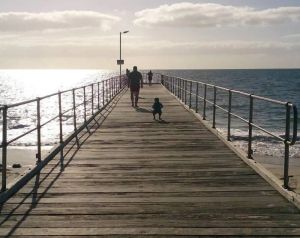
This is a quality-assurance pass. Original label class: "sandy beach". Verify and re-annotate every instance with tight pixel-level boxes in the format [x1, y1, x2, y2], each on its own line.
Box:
[254, 155, 300, 193]
[0, 147, 50, 186]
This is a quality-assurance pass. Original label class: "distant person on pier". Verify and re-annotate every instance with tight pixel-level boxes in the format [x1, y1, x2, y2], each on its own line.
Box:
[128, 66, 143, 107]
[152, 97, 163, 120]
[147, 70, 153, 86]
[126, 68, 130, 77]
[126, 68, 130, 86]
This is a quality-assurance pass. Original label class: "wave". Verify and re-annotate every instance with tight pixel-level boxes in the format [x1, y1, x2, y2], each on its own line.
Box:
[217, 127, 300, 159]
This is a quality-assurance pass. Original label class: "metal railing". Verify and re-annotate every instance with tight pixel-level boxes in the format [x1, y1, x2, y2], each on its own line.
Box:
[0, 75, 128, 202]
[141, 72, 161, 85]
[161, 74, 298, 189]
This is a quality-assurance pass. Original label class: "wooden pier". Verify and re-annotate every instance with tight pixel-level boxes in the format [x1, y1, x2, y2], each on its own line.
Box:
[0, 84, 300, 237]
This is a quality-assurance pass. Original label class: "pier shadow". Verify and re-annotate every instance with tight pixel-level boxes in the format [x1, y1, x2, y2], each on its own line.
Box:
[0, 89, 126, 236]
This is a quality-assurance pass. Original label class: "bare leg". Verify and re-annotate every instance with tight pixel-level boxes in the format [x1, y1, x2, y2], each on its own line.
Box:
[133, 91, 139, 107]
[134, 91, 139, 107]
[130, 91, 134, 106]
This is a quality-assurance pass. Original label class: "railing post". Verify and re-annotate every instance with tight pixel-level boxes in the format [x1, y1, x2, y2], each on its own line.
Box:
[105, 80, 108, 102]
[203, 84, 207, 120]
[189, 81, 192, 108]
[36, 98, 42, 164]
[181, 79, 184, 101]
[113, 78, 115, 96]
[58, 92, 64, 169]
[283, 103, 291, 189]
[195, 83, 199, 113]
[177, 78, 180, 98]
[109, 79, 111, 99]
[172, 78, 175, 94]
[97, 82, 100, 110]
[166, 77, 169, 90]
[1, 105, 8, 192]
[91, 84, 94, 115]
[212, 86, 217, 128]
[117, 77, 118, 93]
[248, 95, 254, 159]
[184, 80, 187, 105]
[102, 81, 105, 106]
[227, 90, 232, 141]
[72, 89, 80, 148]
[178, 79, 180, 100]
[83, 86, 87, 123]
[111, 79, 112, 99]
[179, 79, 182, 100]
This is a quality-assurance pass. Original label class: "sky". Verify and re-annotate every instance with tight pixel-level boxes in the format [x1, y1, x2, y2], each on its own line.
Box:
[0, 0, 300, 69]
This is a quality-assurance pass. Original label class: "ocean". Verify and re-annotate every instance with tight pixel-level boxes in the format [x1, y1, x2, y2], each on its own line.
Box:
[0, 69, 299, 163]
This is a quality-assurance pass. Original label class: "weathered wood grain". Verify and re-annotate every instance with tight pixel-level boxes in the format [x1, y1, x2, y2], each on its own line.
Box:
[0, 84, 299, 237]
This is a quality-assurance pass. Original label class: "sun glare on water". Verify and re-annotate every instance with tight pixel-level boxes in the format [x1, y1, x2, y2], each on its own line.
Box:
[0, 69, 115, 104]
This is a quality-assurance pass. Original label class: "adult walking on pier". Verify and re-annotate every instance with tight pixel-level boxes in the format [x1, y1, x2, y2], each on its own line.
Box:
[147, 70, 153, 86]
[128, 66, 143, 107]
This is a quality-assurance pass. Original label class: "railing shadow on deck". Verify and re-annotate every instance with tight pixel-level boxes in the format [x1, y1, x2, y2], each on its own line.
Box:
[161, 74, 298, 191]
[0, 89, 127, 236]
[0, 72, 163, 205]
[0, 74, 130, 204]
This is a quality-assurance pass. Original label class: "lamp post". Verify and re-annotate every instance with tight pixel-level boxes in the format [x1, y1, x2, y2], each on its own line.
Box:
[118, 30, 129, 88]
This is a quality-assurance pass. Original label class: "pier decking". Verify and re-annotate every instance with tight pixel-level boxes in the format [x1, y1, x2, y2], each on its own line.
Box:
[0, 84, 300, 236]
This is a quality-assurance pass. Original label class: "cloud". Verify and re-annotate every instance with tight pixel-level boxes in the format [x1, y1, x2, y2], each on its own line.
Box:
[134, 2, 300, 28]
[123, 40, 300, 56]
[0, 11, 120, 32]
[1, 37, 300, 58]
[283, 33, 300, 40]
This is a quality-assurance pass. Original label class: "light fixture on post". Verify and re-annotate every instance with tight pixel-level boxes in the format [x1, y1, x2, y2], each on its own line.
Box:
[117, 30, 129, 88]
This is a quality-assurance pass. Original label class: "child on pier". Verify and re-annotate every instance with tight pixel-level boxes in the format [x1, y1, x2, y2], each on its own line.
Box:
[152, 97, 163, 120]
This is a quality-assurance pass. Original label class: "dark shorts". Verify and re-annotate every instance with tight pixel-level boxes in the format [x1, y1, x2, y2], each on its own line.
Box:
[130, 85, 140, 93]
[153, 110, 162, 114]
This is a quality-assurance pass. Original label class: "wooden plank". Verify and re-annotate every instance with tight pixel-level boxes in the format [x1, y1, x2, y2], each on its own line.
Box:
[1, 84, 300, 236]
[2, 227, 300, 236]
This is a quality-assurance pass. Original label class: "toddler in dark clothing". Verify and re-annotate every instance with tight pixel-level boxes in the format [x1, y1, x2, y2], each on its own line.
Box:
[152, 97, 163, 120]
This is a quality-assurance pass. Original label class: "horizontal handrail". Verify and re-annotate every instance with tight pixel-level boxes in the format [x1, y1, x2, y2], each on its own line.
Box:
[161, 73, 298, 189]
[162, 74, 288, 105]
[6, 127, 37, 145]
[1, 74, 127, 197]
[5, 81, 113, 109]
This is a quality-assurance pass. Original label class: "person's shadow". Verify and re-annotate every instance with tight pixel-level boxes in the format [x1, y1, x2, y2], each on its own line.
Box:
[135, 107, 152, 113]
[156, 119, 169, 124]
[135, 107, 169, 123]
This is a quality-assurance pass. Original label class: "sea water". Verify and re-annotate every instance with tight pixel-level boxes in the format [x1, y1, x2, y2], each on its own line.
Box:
[156, 69, 300, 160]
[0, 69, 299, 161]
[0, 69, 116, 148]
